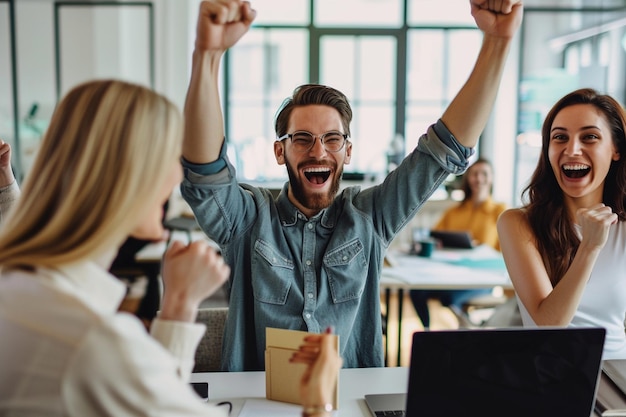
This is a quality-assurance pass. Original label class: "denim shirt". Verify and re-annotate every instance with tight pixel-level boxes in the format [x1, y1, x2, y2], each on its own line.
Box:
[181, 119, 473, 371]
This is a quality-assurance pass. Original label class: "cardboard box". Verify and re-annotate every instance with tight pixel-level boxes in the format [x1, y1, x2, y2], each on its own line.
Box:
[265, 327, 339, 408]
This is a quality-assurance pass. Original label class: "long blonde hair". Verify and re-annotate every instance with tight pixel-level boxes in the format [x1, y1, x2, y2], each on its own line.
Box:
[0, 80, 182, 268]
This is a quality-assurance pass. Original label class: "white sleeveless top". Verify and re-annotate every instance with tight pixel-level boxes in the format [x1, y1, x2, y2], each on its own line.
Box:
[517, 220, 626, 360]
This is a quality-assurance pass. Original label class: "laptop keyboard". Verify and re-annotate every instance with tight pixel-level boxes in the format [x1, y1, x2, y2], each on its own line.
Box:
[375, 411, 406, 416]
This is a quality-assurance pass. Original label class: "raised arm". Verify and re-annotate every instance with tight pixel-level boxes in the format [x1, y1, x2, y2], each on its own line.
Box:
[440, 0, 523, 148]
[183, 0, 256, 164]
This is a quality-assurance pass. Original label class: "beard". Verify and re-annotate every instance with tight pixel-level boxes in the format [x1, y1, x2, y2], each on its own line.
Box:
[284, 155, 343, 213]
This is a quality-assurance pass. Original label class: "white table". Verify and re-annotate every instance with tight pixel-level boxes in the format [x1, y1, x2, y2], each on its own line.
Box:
[190, 367, 408, 417]
[380, 246, 512, 365]
[135, 230, 218, 262]
[189, 365, 611, 417]
[382, 245, 511, 290]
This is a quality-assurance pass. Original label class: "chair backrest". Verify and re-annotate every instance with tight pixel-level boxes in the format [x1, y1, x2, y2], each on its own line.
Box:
[194, 307, 229, 372]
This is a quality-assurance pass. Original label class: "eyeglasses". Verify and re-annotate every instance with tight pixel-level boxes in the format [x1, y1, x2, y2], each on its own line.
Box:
[278, 130, 348, 153]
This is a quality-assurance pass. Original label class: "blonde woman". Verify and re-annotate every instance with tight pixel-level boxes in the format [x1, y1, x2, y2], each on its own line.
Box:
[0, 79, 340, 416]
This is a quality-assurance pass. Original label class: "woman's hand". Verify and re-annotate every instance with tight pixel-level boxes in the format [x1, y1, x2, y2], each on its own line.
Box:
[0, 139, 15, 188]
[159, 240, 230, 322]
[577, 203, 617, 252]
[290, 329, 342, 416]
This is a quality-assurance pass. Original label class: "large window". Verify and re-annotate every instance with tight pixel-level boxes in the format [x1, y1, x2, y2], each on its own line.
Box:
[227, 28, 308, 180]
[224, 0, 481, 182]
[319, 35, 397, 175]
[405, 29, 481, 149]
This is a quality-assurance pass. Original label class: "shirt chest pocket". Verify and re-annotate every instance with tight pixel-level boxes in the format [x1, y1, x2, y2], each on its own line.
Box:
[324, 238, 367, 303]
[252, 239, 294, 305]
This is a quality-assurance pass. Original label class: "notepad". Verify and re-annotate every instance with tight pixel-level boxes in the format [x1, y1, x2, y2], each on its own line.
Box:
[238, 398, 301, 417]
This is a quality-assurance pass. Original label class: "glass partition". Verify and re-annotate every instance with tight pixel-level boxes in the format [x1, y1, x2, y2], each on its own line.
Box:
[514, 7, 626, 205]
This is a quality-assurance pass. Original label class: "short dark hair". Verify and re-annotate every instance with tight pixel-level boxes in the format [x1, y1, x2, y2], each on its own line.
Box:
[274, 84, 353, 138]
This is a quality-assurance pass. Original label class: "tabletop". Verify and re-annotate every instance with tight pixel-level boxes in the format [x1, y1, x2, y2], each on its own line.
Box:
[381, 245, 512, 290]
[380, 246, 513, 366]
[190, 364, 610, 417]
[190, 367, 408, 417]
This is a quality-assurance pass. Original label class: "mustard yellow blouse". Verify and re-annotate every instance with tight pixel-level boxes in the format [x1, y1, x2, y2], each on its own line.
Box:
[433, 197, 507, 251]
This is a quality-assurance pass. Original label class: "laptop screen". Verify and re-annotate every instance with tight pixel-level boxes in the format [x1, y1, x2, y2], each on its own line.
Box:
[429, 230, 474, 249]
[406, 328, 606, 417]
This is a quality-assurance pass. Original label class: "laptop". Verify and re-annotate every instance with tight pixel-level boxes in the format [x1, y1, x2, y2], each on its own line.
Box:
[365, 328, 606, 417]
[429, 230, 474, 249]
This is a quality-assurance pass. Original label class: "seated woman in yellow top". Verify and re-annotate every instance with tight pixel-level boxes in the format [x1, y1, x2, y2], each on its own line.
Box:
[410, 158, 507, 328]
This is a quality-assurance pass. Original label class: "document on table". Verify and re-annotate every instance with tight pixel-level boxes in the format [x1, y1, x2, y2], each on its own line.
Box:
[384, 260, 505, 286]
[238, 398, 301, 417]
[382, 246, 510, 288]
[430, 244, 507, 270]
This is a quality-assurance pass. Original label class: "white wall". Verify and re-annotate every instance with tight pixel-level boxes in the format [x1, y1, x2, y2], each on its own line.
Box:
[0, 0, 197, 178]
[9, 0, 195, 114]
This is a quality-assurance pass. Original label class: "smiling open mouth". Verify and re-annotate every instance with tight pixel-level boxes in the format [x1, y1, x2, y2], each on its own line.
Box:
[562, 163, 590, 179]
[304, 167, 331, 184]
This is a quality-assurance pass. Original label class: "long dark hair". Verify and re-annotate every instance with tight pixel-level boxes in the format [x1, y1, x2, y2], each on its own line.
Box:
[523, 88, 626, 285]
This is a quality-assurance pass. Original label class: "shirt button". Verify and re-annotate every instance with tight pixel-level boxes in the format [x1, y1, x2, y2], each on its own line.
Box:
[308, 223, 313, 230]
[305, 313, 311, 319]
[308, 293, 314, 299]
[343, 255, 348, 261]
[306, 260, 311, 266]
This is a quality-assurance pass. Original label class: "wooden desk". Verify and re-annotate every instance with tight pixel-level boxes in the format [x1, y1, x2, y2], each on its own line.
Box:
[381, 246, 512, 366]
[190, 367, 408, 417]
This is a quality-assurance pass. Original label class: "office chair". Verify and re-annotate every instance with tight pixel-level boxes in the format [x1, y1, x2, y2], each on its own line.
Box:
[194, 307, 229, 372]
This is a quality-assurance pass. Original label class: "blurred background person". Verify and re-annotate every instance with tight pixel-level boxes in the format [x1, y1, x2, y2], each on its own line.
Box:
[410, 158, 507, 328]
